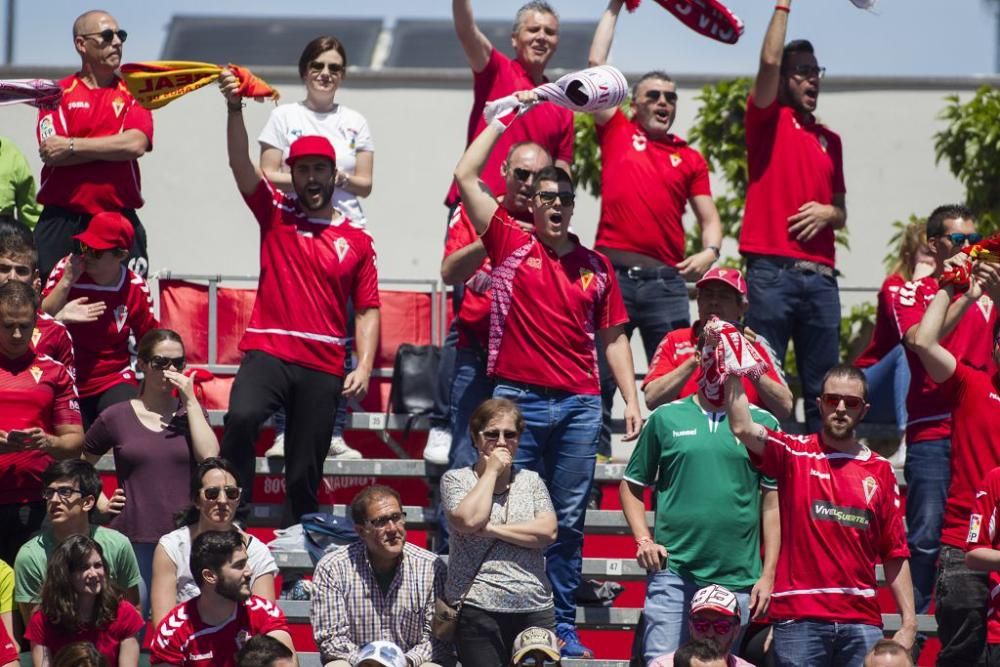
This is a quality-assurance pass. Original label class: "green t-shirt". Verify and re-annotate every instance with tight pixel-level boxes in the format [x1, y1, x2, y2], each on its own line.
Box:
[623, 395, 778, 589]
[14, 524, 142, 604]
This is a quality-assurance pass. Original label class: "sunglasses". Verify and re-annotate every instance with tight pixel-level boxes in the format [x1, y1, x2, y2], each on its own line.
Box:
[943, 232, 983, 246]
[534, 191, 576, 207]
[309, 61, 345, 75]
[788, 64, 826, 80]
[512, 167, 537, 183]
[644, 90, 678, 105]
[202, 485, 242, 501]
[41, 486, 83, 501]
[78, 29, 128, 45]
[367, 511, 407, 529]
[480, 429, 519, 443]
[820, 393, 866, 410]
[518, 654, 559, 667]
[691, 618, 738, 634]
[147, 355, 186, 371]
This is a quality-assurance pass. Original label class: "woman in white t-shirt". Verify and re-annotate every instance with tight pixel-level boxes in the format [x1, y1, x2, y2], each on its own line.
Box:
[258, 35, 374, 225]
[149, 458, 278, 626]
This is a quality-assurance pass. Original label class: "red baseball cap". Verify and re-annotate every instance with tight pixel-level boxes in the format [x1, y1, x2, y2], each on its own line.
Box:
[286, 135, 337, 167]
[696, 267, 747, 297]
[73, 212, 134, 251]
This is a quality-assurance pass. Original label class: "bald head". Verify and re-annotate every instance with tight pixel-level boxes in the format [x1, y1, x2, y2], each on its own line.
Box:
[863, 640, 913, 667]
[72, 9, 124, 72]
[73, 10, 114, 38]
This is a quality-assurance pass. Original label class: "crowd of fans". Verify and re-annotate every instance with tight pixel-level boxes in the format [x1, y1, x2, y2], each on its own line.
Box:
[1, 1, 999, 666]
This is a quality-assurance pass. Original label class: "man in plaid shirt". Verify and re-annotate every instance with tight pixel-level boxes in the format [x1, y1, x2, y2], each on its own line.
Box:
[311, 485, 450, 666]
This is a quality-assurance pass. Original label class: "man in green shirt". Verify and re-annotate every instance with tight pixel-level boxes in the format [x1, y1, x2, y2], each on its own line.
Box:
[14, 459, 140, 624]
[621, 372, 780, 662]
[0, 137, 41, 229]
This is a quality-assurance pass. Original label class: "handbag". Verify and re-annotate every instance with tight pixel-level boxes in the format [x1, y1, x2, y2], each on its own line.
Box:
[381, 344, 441, 457]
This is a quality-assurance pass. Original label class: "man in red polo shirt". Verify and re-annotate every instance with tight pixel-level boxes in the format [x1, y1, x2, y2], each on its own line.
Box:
[218, 71, 381, 527]
[910, 259, 1000, 666]
[740, 0, 845, 433]
[724, 364, 916, 664]
[454, 97, 641, 658]
[35, 10, 153, 280]
[642, 267, 791, 419]
[967, 468, 1000, 666]
[0, 280, 82, 566]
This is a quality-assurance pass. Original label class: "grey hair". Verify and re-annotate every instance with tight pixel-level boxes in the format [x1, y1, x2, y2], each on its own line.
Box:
[631, 71, 674, 100]
[512, 1, 559, 34]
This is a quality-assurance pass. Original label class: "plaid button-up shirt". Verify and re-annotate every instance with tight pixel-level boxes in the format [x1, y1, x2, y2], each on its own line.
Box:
[311, 541, 449, 665]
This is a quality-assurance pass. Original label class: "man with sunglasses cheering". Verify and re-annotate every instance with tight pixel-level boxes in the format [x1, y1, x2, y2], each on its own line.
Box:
[724, 365, 917, 665]
[740, 0, 846, 435]
[35, 10, 153, 281]
[454, 92, 641, 659]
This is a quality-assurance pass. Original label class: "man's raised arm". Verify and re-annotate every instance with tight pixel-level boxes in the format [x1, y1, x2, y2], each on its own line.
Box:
[218, 69, 262, 196]
[750, 0, 791, 109]
[588, 0, 625, 126]
[453, 0, 494, 73]
[724, 375, 766, 456]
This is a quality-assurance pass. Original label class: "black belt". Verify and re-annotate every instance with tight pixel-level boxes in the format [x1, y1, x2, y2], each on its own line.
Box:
[500, 380, 574, 397]
[614, 265, 679, 280]
[746, 254, 837, 279]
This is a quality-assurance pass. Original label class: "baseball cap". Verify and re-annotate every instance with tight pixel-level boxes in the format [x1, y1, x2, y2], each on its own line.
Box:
[286, 135, 337, 167]
[696, 267, 747, 297]
[511, 627, 562, 665]
[353, 641, 407, 667]
[72, 212, 134, 252]
[690, 584, 740, 618]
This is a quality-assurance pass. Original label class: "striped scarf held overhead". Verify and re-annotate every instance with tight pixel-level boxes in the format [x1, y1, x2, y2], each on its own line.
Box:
[119, 61, 279, 110]
[698, 316, 770, 407]
[0, 79, 61, 109]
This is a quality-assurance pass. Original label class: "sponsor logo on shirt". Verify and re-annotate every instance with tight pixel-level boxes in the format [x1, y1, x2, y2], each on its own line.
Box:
[526, 257, 542, 270]
[809, 469, 830, 480]
[811, 500, 871, 529]
[67, 101, 90, 110]
[29, 365, 42, 383]
[672, 429, 697, 437]
[39, 116, 56, 140]
[189, 652, 214, 661]
[969, 513, 983, 543]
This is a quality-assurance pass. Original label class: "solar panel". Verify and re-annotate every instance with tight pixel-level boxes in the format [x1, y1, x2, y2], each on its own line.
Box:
[385, 18, 597, 70]
[160, 16, 383, 69]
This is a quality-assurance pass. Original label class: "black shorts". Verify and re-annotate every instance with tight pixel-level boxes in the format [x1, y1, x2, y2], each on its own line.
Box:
[34, 205, 149, 281]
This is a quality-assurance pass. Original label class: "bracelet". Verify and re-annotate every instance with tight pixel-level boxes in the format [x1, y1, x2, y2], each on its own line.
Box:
[636, 536, 653, 547]
[707, 245, 721, 259]
[69, 138, 75, 155]
[775, 5, 790, 12]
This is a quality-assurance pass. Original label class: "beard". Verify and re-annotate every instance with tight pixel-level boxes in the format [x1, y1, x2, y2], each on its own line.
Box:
[294, 181, 335, 212]
[215, 576, 250, 603]
[822, 418, 854, 442]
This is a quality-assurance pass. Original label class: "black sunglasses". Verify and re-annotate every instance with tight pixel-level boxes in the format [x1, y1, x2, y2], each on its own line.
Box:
[480, 429, 519, 443]
[78, 29, 128, 45]
[309, 61, 345, 75]
[147, 355, 186, 371]
[512, 168, 537, 183]
[535, 190, 576, 207]
[202, 485, 242, 501]
[644, 90, 678, 105]
[79, 243, 119, 259]
[820, 393, 865, 410]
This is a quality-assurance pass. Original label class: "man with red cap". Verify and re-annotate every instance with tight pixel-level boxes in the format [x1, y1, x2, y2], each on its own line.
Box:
[35, 9, 153, 280]
[218, 70, 381, 526]
[643, 268, 791, 418]
[40, 210, 157, 428]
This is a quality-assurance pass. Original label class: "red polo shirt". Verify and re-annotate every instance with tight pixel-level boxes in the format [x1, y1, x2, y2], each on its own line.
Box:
[854, 274, 905, 369]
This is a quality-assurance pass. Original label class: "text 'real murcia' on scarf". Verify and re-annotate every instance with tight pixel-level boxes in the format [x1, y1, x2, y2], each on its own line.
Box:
[119, 61, 279, 110]
[698, 316, 769, 407]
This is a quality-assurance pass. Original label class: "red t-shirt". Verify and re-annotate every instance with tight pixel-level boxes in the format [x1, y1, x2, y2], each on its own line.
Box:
[444, 48, 573, 207]
[750, 429, 908, 626]
[595, 109, 712, 267]
[892, 277, 996, 442]
[42, 258, 157, 398]
[480, 209, 628, 394]
[642, 323, 786, 407]
[966, 466, 1000, 643]
[0, 620, 16, 664]
[0, 350, 81, 504]
[36, 74, 153, 214]
[740, 96, 845, 267]
[33, 310, 76, 378]
[240, 179, 380, 376]
[937, 364, 1000, 549]
[854, 274, 905, 369]
[151, 596, 289, 666]
[26, 600, 144, 665]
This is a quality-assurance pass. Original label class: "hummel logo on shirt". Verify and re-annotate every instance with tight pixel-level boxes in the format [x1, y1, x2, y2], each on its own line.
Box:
[809, 469, 831, 480]
[672, 429, 697, 437]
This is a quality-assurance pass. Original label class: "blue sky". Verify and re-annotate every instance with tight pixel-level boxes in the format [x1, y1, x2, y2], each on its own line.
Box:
[4, 0, 998, 76]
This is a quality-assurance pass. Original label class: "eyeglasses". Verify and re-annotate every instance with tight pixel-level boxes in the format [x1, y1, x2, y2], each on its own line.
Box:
[820, 393, 866, 410]
[78, 29, 128, 45]
[202, 486, 242, 501]
[309, 61, 345, 76]
[147, 355, 186, 371]
[480, 429, 519, 443]
[79, 243, 122, 259]
[788, 64, 826, 80]
[943, 232, 983, 246]
[690, 618, 738, 634]
[367, 511, 407, 529]
[517, 654, 560, 667]
[534, 191, 576, 207]
[643, 90, 678, 105]
[512, 168, 537, 183]
[42, 486, 82, 501]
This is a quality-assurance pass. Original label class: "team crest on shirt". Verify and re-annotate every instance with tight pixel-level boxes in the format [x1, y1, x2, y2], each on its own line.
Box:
[862, 476, 878, 505]
[31, 327, 41, 347]
[969, 513, 983, 543]
[579, 268, 594, 290]
[29, 365, 43, 383]
[526, 257, 542, 270]
[111, 97, 125, 117]
[235, 629, 250, 650]
[632, 132, 647, 152]
[334, 237, 350, 262]
[113, 305, 128, 332]
[669, 154, 682, 167]
[978, 295, 993, 320]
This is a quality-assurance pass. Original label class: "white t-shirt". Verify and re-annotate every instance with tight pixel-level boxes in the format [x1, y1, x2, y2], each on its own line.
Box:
[158, 526, 279, 603]
[258, 101, 375, 225]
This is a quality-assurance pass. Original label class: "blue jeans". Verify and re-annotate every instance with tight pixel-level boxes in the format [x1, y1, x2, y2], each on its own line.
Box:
[936, 544, 989, 666]
[493, 382, 602, 626]
[860, 344, 908, 431]
[642, 568, 751, 663]
[134, 541, 156, 622]
[772, 619, 883, 666]
[904, 438, 951, 614]
[744, 257, 840, 432]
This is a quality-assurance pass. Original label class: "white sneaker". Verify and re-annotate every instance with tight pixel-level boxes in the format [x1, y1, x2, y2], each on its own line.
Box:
[264, 433, 285, 459]
[329, 435, 362, 460]
[423, 427, 452, 465]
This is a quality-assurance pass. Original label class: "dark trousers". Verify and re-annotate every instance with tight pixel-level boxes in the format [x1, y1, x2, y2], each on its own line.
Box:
[0, 501, 45, 565]
[221, 350, 343, 527]
[79, 382, 139, 430]
[35, 205, 149, 280]
[456, 604, 555, 667]
[936, 544, 989, 666]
